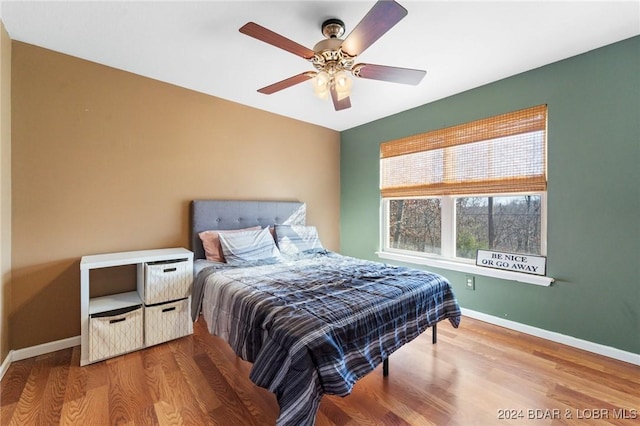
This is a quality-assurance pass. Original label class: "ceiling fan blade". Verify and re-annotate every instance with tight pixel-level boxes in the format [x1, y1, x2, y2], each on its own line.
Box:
[330, 86, 352, 111]
[240, 22, 315, 60]
[257, 72, 315, 94]
[352, 63, 426, 85]
[341, 0, 408, 56]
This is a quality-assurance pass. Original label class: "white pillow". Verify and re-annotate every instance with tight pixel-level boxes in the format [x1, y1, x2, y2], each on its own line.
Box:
[275, 225, 324, 256]
[218, 227, 281, 263]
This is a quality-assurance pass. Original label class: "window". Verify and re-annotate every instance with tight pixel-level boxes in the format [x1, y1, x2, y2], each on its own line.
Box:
[380, 105, 547, 264]
[455, 195, 542, 259]
[388, 198, 442, 255]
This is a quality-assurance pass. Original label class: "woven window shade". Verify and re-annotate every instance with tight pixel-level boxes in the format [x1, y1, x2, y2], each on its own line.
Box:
[381, 105, 547, 197]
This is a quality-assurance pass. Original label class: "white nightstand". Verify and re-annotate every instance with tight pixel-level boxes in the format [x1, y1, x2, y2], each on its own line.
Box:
[80, 247, 194, 366]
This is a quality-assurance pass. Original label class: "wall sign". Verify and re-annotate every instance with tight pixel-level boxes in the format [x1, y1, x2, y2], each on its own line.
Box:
[476, 249, 547, 276]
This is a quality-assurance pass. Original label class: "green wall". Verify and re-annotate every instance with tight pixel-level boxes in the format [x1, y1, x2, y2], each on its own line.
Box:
[340, 36, 639, 355]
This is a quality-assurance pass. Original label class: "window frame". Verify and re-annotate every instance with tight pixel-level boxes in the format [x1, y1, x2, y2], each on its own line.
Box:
[379, 193, 552, 286]
[381, 191, 547, 258]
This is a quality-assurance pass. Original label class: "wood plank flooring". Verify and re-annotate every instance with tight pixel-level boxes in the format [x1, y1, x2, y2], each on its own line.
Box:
[2, 316, 638, 425]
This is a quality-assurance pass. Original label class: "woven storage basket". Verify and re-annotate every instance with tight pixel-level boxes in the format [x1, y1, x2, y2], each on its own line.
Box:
[143, 259, 192, 305]
[89, 305, 143, 363]
[144, 298, 193, 347]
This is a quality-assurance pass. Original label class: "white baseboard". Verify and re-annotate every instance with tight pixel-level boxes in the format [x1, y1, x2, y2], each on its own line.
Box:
[11, 335, 80, 363]
[461, 308, 640, 366]
[0, 349, 13, 381]
[1, 336, 80, 381]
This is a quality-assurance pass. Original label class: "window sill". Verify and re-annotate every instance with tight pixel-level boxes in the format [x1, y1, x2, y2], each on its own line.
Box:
[376, 251, 554, 287]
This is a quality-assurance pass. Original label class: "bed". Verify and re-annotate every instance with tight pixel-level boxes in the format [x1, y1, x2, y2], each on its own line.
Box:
[189, 200, 461, 425]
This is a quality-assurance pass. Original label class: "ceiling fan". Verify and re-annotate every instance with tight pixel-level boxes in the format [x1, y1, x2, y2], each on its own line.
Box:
[239, 0, 426, 111]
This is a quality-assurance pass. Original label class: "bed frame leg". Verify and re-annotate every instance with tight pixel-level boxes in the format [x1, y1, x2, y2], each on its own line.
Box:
[382, 323, 437, 379]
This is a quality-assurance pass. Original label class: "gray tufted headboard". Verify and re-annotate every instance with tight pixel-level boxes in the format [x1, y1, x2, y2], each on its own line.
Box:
[190, 200, 306, 260]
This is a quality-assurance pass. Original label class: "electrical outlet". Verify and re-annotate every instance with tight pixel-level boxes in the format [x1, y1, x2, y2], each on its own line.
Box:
[465, 275, 475, 290]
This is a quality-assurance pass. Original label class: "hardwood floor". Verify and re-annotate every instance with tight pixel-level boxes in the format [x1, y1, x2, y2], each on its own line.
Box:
[2, 316, 638, 425]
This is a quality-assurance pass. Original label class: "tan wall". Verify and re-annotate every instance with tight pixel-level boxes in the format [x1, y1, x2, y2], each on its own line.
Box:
[10, 42, 340, 350]
[1, 20, 12, 363]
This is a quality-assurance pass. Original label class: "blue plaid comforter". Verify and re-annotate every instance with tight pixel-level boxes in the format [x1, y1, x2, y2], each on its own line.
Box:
[192, 250, 461, 425]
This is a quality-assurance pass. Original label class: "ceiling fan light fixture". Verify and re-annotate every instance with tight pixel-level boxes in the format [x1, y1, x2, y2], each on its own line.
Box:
[334, 70, 353, 100]
[313, 71, 330, 99]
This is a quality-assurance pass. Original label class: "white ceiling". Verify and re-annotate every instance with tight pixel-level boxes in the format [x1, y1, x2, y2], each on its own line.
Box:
[1, 1, 638, 131]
